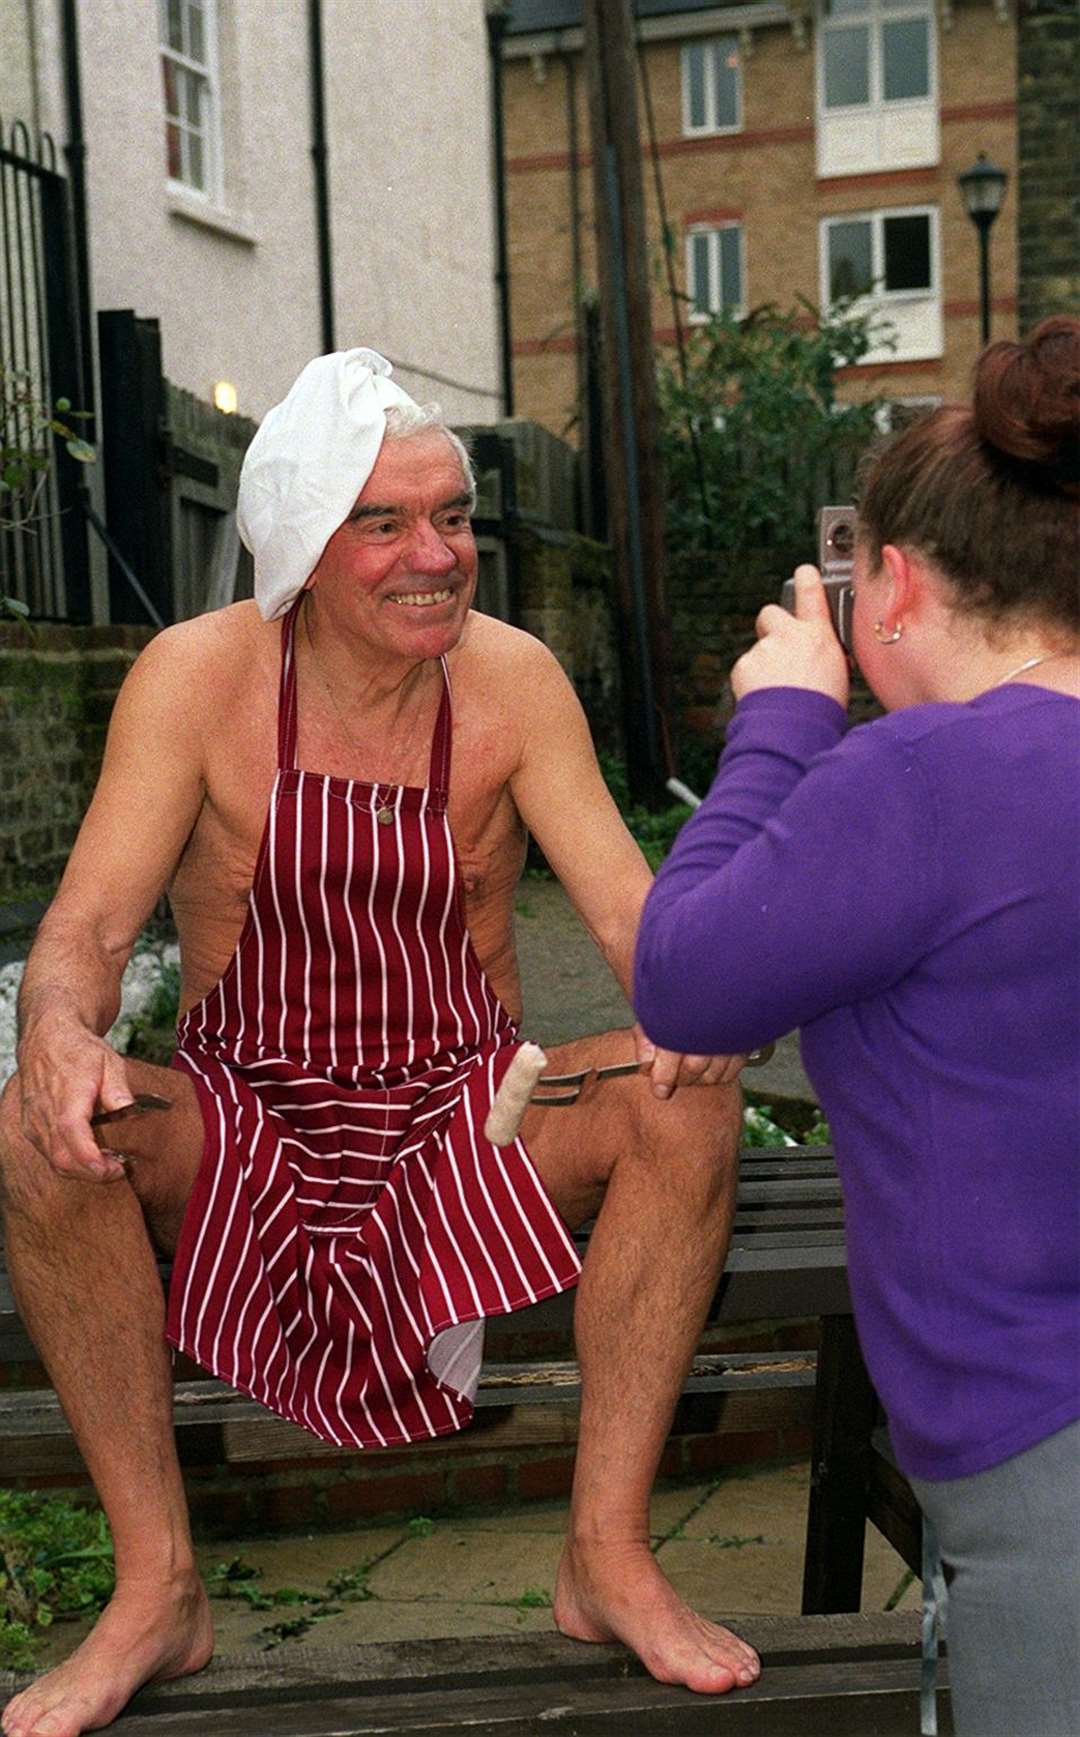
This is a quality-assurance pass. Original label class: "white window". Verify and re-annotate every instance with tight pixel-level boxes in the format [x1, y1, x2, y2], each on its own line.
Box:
[160, 0, 221, 198]
[682, 38, 742, 135]
[874, 393, 942, 433]
[821, 207, 942, 362]
[687, 225, 745, 321]
[816, 0, 937, 177]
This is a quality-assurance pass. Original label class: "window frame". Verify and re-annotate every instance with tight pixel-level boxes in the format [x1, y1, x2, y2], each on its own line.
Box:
[819, 205, 942, 362]
[821, 205, 938, 305]
[160, 0, 223, 203]
[685, 221, 747, 324]
[816, 0, 936, 120]
[680, 36, 743, 138]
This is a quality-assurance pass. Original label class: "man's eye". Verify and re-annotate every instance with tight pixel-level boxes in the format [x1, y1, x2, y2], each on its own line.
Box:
[441, 513, 470, 531]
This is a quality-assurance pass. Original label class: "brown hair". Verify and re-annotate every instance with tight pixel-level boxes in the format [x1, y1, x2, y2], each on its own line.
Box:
[857, 316, 1080, 635]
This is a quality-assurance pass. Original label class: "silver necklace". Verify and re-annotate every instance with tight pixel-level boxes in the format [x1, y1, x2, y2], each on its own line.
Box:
[990, 652, 1059, 689]
[303, 609, 397, 823]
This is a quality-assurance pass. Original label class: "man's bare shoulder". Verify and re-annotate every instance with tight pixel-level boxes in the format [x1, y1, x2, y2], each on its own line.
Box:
[121, 602, 274, 710]
[131, 601, 267, 676]
[453, 612, 575, 710]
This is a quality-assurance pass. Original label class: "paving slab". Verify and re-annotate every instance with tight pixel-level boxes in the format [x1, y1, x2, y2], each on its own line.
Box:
[194, 1528, 408, 1589]
[448, 1482, 713, 1541]
[365, 1528, 563, 1606]
[679, 1462, 812, 1541]
[678, 1460, 918, 1614]
[659, 1539, 809, 1618]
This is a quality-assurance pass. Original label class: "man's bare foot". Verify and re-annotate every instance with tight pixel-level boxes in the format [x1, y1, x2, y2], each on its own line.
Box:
[554, 1537, 761, 1695]
[1, 1573, 213, 1737]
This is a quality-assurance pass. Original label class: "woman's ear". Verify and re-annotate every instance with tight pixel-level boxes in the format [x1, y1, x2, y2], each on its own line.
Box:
[879, 543, 922, 634]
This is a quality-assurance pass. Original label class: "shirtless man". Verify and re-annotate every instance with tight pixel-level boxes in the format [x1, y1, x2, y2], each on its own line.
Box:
[1, 349, 759, 1737]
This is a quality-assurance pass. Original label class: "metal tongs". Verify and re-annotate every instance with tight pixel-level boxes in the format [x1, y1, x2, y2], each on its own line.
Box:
[530, 1045, 776, 1108]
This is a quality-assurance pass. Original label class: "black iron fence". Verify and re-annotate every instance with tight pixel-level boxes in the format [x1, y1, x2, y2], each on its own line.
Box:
[0, 116, 90, 621]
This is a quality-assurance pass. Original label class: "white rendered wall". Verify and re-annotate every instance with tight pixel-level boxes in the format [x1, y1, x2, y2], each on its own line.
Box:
[3, 0, 502, 424]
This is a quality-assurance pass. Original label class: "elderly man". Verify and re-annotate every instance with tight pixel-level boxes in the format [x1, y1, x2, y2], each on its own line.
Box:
[1, 349, 759, 1737]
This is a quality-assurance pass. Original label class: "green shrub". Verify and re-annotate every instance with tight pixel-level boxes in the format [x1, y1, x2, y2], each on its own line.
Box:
[0, 1492, 115, 1665]
[598, 752, 694, 870]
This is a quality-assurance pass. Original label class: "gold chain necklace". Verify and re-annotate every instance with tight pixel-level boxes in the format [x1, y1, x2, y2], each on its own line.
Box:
[302, 607, 397, 822]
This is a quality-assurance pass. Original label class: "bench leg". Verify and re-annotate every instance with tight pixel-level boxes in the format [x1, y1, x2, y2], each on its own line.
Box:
[802, 1312, 879, 1615]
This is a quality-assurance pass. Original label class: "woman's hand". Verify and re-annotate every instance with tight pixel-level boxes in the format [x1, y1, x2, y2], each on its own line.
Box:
[731, 565, 850, 708]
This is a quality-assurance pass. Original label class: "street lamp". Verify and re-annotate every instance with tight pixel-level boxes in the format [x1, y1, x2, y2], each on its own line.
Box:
[957, 152, 1009, 346]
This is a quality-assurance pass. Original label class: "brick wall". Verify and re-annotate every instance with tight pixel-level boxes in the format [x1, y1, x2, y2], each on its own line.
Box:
[1017, 0, 1080, 331]
[0, 624, 155, 910]
[504, 4, 1019, 441]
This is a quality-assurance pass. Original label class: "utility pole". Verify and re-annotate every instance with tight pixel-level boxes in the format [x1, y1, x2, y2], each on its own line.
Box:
[583, 0, 672, 802]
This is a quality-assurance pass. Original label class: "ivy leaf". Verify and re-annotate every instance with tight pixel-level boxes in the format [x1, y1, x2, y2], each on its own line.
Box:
[65, 438, 96, 464]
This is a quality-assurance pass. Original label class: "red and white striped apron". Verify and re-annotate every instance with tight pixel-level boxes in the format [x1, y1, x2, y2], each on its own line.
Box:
[166, 601, 581, 1447]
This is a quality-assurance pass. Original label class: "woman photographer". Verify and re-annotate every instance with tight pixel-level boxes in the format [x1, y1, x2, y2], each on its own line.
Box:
[634, 316, 1079, 1737]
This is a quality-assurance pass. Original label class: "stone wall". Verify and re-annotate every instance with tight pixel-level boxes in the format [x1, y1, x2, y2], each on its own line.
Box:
[0, 623, 154, 913]
[1017, 0, 1080, 331]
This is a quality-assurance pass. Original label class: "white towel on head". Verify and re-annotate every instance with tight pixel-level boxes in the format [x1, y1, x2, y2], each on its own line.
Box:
[237, 347, 419, 621]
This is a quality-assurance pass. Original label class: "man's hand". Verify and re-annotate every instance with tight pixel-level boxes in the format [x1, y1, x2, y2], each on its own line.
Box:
[18, 1017, 134, 1183]
[731, 565, 849, 708]
[633, 1025, 746, 1099]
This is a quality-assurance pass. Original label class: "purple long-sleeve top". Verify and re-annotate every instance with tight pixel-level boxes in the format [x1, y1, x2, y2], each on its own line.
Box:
[634, 684, 1080, 1481]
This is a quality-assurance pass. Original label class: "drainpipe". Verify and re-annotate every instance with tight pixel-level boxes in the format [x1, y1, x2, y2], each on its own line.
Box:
[486, 2, 514, 417]
[59, 0, 94, 426]
[308, 0, 335, 354]
[562, 46, 586, 517]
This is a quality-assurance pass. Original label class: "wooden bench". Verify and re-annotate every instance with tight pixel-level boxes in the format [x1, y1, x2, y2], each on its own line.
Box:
[0, 1143, 921, 1616]
[1, 1617, 951, 1733]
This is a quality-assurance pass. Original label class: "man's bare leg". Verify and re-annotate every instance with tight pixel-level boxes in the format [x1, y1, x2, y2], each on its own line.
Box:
[0, 1060, 213, 1737]
[523, 1029, 760, 1696]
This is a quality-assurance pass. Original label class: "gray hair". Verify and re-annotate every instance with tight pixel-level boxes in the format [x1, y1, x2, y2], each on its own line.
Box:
[382, 402, 477, 507]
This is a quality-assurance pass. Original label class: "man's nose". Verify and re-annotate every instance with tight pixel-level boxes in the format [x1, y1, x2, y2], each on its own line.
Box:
[405, 521, 457, 575]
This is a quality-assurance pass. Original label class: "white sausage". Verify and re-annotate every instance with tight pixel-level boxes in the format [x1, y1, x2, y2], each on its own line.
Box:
[483, 1042, 548, 1146]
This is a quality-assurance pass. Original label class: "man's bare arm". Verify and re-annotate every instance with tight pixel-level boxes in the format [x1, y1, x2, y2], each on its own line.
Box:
[506, 641, 651, 992]
[17, 626, 209, 1179]
[507, 641, 742, 1096]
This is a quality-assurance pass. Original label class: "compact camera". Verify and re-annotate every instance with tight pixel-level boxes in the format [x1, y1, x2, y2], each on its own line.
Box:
[780, 506, 857, 651]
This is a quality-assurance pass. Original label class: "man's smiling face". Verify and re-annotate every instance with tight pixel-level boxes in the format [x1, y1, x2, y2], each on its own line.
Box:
[308, 429, 478, 663]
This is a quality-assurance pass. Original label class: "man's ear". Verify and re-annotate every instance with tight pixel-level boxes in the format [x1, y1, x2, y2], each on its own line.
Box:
[879, 543, 922, 633]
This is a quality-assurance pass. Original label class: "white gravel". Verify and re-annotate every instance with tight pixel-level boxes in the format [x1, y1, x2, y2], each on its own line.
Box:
[0, 940, 181, 1086]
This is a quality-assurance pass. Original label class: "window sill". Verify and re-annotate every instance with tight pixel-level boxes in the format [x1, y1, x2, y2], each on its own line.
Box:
[166, 188, 258, 247]
[682, 123, 742, 140]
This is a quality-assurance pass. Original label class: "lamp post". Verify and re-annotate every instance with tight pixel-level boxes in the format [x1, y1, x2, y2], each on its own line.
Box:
[957, 152, 1008, 346]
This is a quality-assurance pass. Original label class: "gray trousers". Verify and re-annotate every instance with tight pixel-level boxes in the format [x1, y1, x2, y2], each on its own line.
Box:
[910, 1420, 1080, 1737]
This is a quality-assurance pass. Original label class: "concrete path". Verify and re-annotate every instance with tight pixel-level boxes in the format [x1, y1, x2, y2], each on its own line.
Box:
[37, 1462, 917, 1665]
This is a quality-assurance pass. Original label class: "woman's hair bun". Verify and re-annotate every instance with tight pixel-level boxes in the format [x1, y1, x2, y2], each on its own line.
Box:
[973, 316, 1080, 495]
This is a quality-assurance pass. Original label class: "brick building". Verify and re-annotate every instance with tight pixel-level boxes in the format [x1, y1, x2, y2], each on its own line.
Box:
[501, 0, 1019, 439]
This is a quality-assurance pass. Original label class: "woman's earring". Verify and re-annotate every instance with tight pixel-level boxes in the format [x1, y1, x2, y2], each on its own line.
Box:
[874, 620, 903, 644]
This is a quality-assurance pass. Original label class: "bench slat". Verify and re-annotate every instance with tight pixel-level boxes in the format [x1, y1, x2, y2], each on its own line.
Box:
[0, 1352, 817, 1440]
[1, 1618, 939, 1736]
